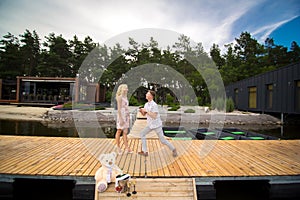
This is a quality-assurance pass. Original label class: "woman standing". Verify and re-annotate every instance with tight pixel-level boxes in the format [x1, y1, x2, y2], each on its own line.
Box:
[115, 84, 132, 154]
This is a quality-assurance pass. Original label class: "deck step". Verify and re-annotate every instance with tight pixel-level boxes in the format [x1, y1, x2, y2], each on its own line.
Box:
[95, 178, 197, 200]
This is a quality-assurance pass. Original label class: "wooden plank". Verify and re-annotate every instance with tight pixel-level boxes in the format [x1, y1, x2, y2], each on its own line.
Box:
[175, 140, 201, 176]
[35, 138, 84, 176]
[152, 139, 165, 176]
[1, 135, 300, 180]
[79, 139, 111, 176]
[191, 140, 258, 176]
[153, 139, 168, 176]
[95, 178, 197, 200]
[26, 139, 83, 175]
[145, 139, 155, 176]
[3, 137, 73, 174]
[0, 136, 47, 172]
[182, 141, 208, 176]
[192, 178, 198, 200]
[203, 141, 256, 176]
[45, 139, 86, 176]
[126, 138, 139, 176]
[61, 142, 96, 176]
[247, 140, 300, 170]
[225, 141, 298, 175]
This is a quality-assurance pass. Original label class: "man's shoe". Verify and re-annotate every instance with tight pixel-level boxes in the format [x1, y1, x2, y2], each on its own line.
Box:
[138, 151, 148, 156]
[172, 149, 178, 157]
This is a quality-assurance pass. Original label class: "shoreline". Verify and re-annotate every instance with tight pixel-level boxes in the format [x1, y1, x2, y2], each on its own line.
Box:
[0, 105, 282, 126]
[0, 105, 49, 121]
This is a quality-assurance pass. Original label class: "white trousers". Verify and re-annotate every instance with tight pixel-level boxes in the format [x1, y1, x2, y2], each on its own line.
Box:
[140, 126, 175, 152]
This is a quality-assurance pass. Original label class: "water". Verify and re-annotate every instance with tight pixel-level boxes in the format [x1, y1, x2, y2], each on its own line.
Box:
[255, 125, 299, 140]
[0, 120, 117, 138]
[235, 125, 299, 139]
[164, 122, 300, 140]
[0, 119, 299, 139]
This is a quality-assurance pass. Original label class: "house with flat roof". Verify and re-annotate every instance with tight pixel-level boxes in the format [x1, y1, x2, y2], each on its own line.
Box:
[225, 62, 300, 115]
[0, 76, 106, 105]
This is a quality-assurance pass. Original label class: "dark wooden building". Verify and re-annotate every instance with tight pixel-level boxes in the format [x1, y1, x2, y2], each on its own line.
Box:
[225, 62, 300, 115]
[0, 76, 106, 105]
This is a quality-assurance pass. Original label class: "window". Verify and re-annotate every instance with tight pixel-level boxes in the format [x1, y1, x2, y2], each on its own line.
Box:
[266, 84, 273, 109]
[296, 81, 300, 112]
[248, 87, 257, 109]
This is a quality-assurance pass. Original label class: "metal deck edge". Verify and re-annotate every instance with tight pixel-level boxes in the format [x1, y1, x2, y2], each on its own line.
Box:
[2, 174, 300, 185]
[195, 175, 300, 185]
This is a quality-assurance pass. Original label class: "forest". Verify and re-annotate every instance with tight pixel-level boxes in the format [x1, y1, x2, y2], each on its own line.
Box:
[0, 29, 299, 105]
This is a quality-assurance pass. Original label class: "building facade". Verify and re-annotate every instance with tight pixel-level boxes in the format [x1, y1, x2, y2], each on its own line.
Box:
[225, 62, 300, 114]
[0, 76, 106, 105]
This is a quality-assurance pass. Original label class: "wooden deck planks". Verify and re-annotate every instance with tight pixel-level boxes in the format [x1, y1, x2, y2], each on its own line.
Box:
[1, 136, 300, 179]
[226, 141, 299, 175]
[95, 178, 197, 200]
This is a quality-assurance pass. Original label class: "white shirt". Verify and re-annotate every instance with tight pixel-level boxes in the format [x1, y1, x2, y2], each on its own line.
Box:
[144, 100, 162, 129]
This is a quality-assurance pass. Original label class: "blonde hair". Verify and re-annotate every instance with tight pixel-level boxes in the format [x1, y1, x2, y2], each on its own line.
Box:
[116, 84, 128, 99]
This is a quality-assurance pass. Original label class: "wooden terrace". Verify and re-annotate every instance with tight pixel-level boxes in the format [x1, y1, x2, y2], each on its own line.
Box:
[1, 135, 300, 178]
[0, 117, 300, 199]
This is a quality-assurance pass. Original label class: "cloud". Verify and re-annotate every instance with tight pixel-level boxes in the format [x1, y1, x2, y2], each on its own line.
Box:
[164, 0, 261, 50]
[0, 0, 298, 53]
[252, 16, 299, 44]
[229, 0, 300, 47]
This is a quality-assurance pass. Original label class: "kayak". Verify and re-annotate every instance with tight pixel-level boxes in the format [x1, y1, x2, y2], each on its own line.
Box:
[219, 128, 279, 140]
[162, 126, 196, 140]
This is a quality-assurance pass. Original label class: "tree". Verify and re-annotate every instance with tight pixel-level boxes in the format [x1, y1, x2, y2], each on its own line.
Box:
[19, 30, 40, 76]
[69, 35, 97, 77]
[264, 37, 289, 68]
[289, 41, 300, 63]
[219, 43, 241, 84]
[234, 32, 265, 78]
[1, 28, 299, 105]
[0, 33, 22, 78]
[104, 43, 128, 87]
[38, 33, 73, 77]
[210, 43, 225, 69]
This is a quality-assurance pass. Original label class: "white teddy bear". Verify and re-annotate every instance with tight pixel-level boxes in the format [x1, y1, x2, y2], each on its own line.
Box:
[94, 152, 122, 192]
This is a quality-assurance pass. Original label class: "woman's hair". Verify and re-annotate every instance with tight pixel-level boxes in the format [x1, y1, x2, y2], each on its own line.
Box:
[116, 84, 128, 99]
[148, 90, 156, 98]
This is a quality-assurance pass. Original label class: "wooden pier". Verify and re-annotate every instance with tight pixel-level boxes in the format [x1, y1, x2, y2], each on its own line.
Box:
[95, 178, 198, 200]
[1, 135, 300, 179]
[0, 118, 300, 199]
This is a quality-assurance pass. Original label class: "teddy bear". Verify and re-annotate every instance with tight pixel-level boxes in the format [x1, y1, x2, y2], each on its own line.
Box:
[94, 152, 123, 192]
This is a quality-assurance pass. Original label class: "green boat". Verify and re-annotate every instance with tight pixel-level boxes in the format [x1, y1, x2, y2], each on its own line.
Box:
[162, 126, 196, 140]
[220, 128, 279, 140]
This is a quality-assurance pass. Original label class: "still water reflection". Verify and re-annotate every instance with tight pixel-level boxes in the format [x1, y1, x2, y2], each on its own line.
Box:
[0, 120, 116, 138]
[0, 119, 299, 139]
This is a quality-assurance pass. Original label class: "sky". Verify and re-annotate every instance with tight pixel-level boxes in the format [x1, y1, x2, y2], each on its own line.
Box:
[0, 0, 299, 52]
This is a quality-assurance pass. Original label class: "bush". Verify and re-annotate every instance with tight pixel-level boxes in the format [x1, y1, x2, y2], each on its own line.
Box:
[166, 93, 174, 105]
[105, 90, 112, 102]
[226, 97, 235, 112]
[168, 104, 180, 111]
[62, 102, 73, 109]
[184, 108, 195, 113]
[210, 97, 235, 112]
[210, 98, 225, 111]
[61, 102, 106, 110]
[129, 95, 139, 106]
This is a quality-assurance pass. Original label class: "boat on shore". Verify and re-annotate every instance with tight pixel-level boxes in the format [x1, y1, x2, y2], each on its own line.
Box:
[217, 127, 279, 140]
[162, 126, 196, 140]
[163, 126, 279, 140]
[188, 128, 242, 140]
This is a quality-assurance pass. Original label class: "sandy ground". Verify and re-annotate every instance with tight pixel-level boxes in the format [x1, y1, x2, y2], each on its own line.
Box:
[0, 105, 281, 126]
[0, 105, 49, 121]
